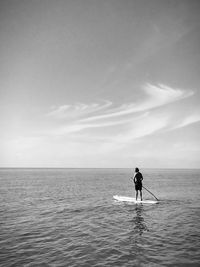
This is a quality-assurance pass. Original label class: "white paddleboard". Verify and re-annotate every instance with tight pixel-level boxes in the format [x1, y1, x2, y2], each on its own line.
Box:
[113, 195, 158, 204]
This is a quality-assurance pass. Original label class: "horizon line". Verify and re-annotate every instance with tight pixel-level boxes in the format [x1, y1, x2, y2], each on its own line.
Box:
[0, 167, 199, 170]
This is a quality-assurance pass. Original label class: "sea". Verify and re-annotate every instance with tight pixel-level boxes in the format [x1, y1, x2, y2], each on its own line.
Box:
[0, 168, 200, 267]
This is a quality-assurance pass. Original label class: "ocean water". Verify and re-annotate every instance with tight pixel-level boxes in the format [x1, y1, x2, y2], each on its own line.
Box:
[0, 168, 200, 267]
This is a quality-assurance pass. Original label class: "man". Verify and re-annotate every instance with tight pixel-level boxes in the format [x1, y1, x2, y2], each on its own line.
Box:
[132, 167, 143, 201]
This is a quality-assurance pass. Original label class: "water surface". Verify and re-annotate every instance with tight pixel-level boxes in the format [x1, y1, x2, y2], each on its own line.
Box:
[0, 168, 200, 266]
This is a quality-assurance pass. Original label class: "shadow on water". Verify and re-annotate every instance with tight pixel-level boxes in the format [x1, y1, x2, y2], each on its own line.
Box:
[120, 204, 150, 265]
[130, 204, 149, 236]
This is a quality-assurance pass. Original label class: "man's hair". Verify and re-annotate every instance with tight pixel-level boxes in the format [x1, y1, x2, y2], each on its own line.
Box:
[135, 167, 139, 172]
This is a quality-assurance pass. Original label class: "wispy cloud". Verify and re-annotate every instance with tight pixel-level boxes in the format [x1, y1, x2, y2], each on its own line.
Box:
[50, 112, 149, 136]
[106, 114, 169, 144]
[4, 84, 197, 167]
[82, 83, 193, 122]
[173, 113, 200, 129]
[47, 100, 112, 119]
[47, 83, 193, 123]
[45, 84, 194, 143]
[92, 114, 169, 153]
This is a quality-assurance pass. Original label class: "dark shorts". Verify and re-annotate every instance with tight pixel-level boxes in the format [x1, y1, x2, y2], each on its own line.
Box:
[135, 183, 142, 191]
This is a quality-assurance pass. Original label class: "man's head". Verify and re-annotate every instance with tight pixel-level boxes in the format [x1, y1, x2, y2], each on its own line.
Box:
[135, 167, 139, 172]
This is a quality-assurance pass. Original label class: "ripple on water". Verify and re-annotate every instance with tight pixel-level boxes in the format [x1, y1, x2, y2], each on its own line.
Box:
[1, 168, 200, 266]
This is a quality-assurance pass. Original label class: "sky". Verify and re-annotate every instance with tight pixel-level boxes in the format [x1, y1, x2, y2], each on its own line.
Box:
[0, 0, 200, 168]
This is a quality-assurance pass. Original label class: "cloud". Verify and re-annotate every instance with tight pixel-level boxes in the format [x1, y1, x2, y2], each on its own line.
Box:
[47, 100, 112, 119]
[45, 83, 194, 143]
[173, 113, 200, 129]
[94, 114, 169, 153]
[47, 105, 71, 118]
[82, 83, 193, 122]
[47, 84, 193, 122]
[108, 115, 168, 144]
[50, 112, 149, 136]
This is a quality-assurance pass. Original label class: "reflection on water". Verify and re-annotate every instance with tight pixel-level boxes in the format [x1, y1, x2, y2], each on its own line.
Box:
[131, 204, 149, 236]
[127, 204, 149, 264]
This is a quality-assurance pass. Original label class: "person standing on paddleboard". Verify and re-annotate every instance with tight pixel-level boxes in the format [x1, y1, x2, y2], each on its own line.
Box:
[132, 167, 143, 201]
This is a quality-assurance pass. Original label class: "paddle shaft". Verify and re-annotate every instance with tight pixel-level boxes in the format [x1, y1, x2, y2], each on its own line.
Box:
[142, 185, 159, 201]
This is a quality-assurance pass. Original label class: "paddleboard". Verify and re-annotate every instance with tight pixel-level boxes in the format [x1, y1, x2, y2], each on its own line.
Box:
[113, 195, 158, 204]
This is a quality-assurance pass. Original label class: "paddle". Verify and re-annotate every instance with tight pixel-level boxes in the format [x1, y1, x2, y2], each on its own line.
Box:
[130, 177, 159, 201]
[142, 185, 159, 201]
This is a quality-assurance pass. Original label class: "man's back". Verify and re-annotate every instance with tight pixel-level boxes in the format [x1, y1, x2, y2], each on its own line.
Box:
[134, 172, 143, 184]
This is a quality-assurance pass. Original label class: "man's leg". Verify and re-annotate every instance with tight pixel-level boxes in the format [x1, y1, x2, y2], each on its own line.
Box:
[136, 190, 138, 200]
[140, 190, 142, 201]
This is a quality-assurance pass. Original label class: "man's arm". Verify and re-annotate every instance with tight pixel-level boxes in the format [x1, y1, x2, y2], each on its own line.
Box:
[130, 178, 134, 183]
